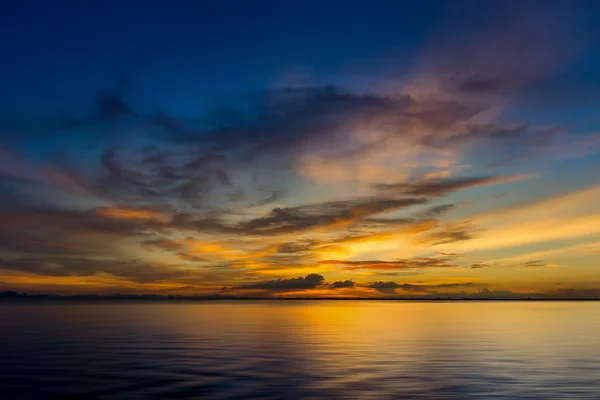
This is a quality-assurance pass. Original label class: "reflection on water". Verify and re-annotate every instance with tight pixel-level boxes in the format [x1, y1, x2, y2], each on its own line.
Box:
[0, 301, 599, 399]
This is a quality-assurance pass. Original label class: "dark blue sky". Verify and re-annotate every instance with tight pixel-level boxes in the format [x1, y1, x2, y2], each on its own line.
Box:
[2, 0, 597, 121]
[0, 0, 439, 116]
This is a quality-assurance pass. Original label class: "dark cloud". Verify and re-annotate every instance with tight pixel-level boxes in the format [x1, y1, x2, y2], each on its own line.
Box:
[360, 217, 415, 227]
[161, 85, 560, 192]
[0, 195, 424, 250]
[71, 76, 559, 220]
[276, 241, 318, 254]
[167, 86, 411, 151]
[0, 257, 189, 283]
[0, 73, 546, 215]
[329, 280, 356, 289]
[373, 175, 525, 197]
[417, 221, 478, 245]
[133, 84, 519, 202]
[132, 196, 427, 237]
[234, 197, 427, 235]
[70, 85, 480, 209]
[0, 207, 162, 239]
[236, 273, 325, 291]
[93, 143, 241, 209]
[0, 206, 175, 270]
[522, 260, 546, 267]
[501, 260, 548, 268]
[421, 204, 456, 218]
[470, 263, 488, 269]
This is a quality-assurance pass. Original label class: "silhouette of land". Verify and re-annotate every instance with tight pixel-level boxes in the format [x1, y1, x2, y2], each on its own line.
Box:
[1, 291, 598, 302]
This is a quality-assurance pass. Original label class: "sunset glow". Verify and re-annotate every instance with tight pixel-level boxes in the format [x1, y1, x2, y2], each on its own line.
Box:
[1, 1, 599, 299]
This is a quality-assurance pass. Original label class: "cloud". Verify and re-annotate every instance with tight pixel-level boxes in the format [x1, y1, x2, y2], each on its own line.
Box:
[372, 175, 531, 197]
[129, 80, 545, 199]
[167, 86, 412, 152]
[96, 206, 169, 221]
[520, 260, 546, 268]
[319, 257, 457, 270]
[235, 197, 427, 235]
[0, 206, 176, 268]
[0, 207, 162, 240]
[0, 257, 190, 283]
[415, 221, 478, 245]
[235, 273, 325, 291]
[0, 229, 88, 257]
[0, 69, 553, 215]
[276, 241, 318, 254]
[95, 144, 238, 209]
[329, 280, 355, 289]
[470, 263, 488, 269]
[421, 204, 456, 218]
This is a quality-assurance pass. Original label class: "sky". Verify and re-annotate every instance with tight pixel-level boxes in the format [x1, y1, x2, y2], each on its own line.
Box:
[1, 0, 600, 298]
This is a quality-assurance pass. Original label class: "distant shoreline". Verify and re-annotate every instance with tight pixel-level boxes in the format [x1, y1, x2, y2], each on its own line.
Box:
[1, 292, 598, 302]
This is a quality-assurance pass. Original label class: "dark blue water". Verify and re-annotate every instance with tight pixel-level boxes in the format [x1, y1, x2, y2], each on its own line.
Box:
[0, 301, 599, 399]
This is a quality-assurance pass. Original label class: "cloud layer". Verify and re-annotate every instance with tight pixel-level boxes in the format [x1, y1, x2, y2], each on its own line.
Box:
[0, 1, 599, 297]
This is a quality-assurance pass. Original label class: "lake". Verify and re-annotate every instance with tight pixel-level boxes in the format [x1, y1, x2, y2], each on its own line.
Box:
[0, 301, 599, 399]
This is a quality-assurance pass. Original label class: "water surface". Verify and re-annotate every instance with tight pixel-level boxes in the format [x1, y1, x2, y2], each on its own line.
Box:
[1, 301, 599, 399]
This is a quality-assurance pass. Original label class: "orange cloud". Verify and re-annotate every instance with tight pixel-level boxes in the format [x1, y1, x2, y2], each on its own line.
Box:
[95, 207, 169, 222]
[440, 185, 600, 253]
[319, 257, 458, 270]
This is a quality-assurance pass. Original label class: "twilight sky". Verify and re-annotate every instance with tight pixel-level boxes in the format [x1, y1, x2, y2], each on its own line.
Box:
[1, 0, 600, 298]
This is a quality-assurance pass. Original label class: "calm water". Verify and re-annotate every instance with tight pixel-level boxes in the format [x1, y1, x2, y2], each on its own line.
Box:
[0, 301, 599, 399]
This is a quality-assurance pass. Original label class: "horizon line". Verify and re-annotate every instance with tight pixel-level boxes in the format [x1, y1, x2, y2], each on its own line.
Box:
[1, 291, 598, 302]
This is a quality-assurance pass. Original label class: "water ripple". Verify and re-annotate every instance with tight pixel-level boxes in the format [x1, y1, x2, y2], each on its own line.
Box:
[0, 301, 599, 399]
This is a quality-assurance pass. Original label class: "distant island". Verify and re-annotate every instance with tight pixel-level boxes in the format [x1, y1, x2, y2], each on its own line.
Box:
[1, 291, 598, 301]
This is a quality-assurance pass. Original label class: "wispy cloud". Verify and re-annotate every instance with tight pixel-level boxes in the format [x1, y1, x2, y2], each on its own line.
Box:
[319, 257, 458, 271]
